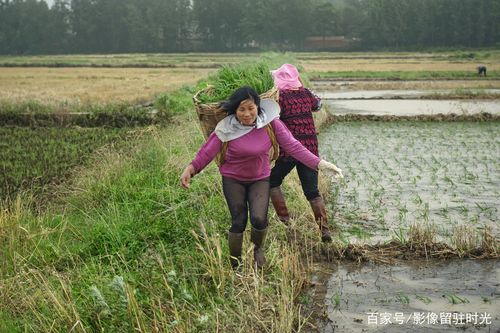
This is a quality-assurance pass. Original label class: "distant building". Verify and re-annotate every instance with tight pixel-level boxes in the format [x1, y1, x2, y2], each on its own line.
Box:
[304, 36, 357, 51]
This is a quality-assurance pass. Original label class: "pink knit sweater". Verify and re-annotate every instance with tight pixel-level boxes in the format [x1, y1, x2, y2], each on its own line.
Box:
[191, 118, 320, 181]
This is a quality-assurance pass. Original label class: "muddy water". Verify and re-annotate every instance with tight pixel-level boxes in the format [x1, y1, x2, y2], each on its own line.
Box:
[310, 259, 499, 332]
[325, 99, 500, 116]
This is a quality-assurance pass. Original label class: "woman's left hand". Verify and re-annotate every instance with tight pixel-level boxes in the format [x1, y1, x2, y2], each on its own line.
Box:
[318, 160, 344, 179]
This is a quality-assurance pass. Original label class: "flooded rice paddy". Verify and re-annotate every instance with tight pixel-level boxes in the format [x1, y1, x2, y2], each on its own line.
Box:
[307, 81, 499, 333]
[320, 121, 499, 243]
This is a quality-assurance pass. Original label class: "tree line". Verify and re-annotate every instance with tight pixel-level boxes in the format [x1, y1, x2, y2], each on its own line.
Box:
[0, 0, 499, 54]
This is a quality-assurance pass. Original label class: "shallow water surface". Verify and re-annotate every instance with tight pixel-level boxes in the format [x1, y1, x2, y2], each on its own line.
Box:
[325, 99, 500, 116]
[310, 259, 499, 332]
[318, 89, 500, 100]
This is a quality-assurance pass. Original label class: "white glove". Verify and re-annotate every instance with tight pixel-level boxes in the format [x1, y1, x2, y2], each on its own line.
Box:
[318, 159, 344, 179]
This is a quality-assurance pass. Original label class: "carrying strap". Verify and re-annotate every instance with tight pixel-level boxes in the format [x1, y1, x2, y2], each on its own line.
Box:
[216, 123, 279, 166]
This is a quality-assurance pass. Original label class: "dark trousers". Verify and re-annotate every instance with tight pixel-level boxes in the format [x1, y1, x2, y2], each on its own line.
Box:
[222, 176, 270, 233]
[270, 158, 320, 201]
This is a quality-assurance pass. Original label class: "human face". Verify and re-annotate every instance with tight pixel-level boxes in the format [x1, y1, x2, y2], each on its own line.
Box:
[236, 98, 258, 126]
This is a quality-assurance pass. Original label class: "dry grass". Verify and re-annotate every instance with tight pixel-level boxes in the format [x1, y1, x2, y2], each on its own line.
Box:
[0, 67, 214, 106]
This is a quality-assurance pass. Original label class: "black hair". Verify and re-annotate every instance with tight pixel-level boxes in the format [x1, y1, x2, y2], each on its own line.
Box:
[219, 86, 262, 115]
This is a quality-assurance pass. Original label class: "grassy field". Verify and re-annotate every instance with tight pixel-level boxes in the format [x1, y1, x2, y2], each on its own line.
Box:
[0, 127, 131, 201]
[0, 111, 319, 332]
[0, 55, 313, 331]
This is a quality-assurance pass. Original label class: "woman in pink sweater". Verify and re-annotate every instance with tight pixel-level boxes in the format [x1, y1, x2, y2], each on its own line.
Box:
[180, 87, 342, 270]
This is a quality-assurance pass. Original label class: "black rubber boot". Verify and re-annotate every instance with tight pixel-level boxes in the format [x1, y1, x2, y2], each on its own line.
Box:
[228, 231, 244, 269]
[250, 227, 268, 268]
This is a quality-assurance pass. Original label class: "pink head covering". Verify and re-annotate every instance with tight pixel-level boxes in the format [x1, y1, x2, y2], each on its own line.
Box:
[271, 63, 302, 90]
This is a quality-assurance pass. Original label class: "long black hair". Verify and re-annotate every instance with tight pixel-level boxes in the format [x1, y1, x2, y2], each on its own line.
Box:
[219, 86, 262, 115]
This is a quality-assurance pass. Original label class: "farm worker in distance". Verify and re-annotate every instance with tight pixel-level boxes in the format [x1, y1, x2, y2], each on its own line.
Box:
[269, 63, 339, 242]
[477, 65, 487, 76]
[180, 86, 343, 270]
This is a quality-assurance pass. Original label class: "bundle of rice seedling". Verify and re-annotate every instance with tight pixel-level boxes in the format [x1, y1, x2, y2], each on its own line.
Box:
[197, 62, 275, 104]
[193, 61, 278, 139]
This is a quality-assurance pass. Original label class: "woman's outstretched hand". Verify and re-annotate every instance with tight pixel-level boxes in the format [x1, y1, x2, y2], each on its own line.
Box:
[180, 164, 196, 189]
[318, 160, 344, 179]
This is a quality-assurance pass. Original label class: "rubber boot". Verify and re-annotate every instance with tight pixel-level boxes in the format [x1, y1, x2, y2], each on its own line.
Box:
[309, 197, 332, 243]
[270, 187, 290, 225]
[228, 231, 244, 269]
[250, 227, 268, 268]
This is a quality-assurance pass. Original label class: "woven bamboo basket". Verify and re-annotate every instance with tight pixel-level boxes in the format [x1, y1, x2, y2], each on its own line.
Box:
[192, 86, 279, 139]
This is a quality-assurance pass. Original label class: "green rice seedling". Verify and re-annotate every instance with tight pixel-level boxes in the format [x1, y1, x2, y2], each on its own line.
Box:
[376, 207, 388, 223]
[420, 203, 430, 221]
[375, 296, 393, 305]
[443, 294, 470, 305]
[398, 204, 408, 223]
[415, 295, 432, 305]
[459, 205, 469, 216]
[431, 172, 438, 185]
[392, 227, 408, 245]
[396, 292, 410, 305]
[444, 175, 455, 186]
[437, 206, 449, 219]
[332, 292, 341, 310]
[196, 61, 274, 103]
[475, 202, 494, 214]
[347, 226, 372, 240]
[412, 193, 423, 206]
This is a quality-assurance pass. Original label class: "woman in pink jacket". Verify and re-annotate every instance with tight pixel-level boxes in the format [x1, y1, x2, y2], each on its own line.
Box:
[180, 86, 342, 270]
